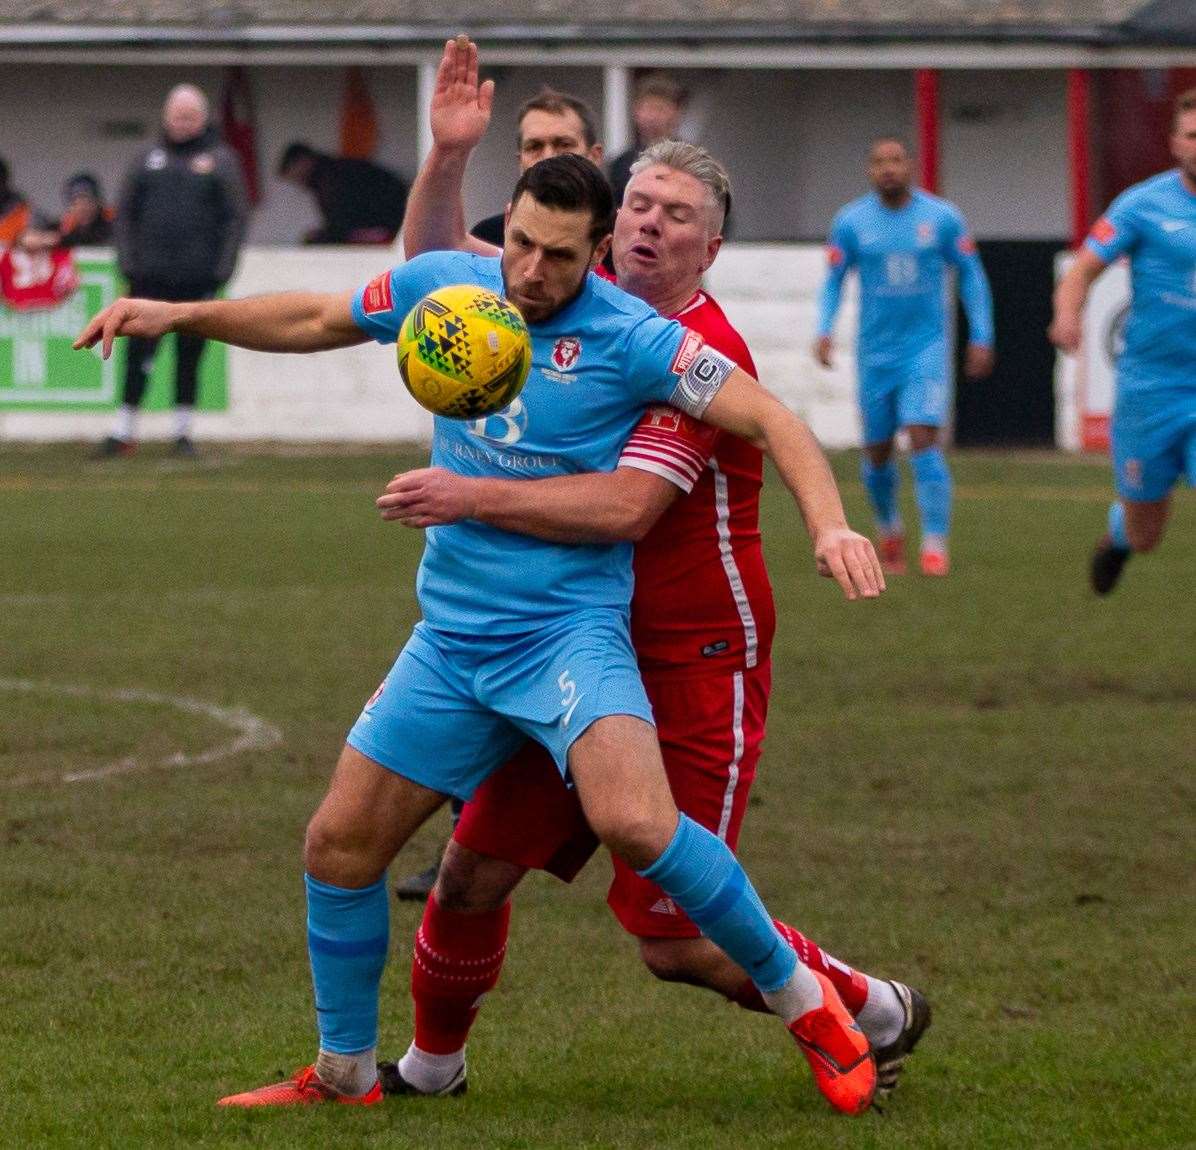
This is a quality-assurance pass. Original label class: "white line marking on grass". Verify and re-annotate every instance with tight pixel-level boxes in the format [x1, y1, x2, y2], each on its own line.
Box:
[0, 678, 283, 787]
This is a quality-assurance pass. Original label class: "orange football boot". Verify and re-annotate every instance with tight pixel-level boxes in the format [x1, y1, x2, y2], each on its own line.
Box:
[919, 549, 949, 577]
[878, 533, 906, 575]
[217, 1065, 383, 1108]
[789, 972, 877, 1115]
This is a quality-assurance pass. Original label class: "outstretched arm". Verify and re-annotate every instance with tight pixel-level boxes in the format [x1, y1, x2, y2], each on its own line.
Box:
[697, 367, 884, 600]
[813, 219, 854, 368]
[74, 290, 366, 358]
[1049, 246, 1106, 353]
[403, 36, 500, 259]
[377, 464, 681, 543]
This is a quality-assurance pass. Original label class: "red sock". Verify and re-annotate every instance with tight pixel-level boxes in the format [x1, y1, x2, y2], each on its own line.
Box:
[729, 919, 870, 1016]
[411, 892, 510, 1055]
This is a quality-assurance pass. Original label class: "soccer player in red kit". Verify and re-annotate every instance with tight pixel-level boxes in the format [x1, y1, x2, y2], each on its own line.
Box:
[375, 38, 928, 1108]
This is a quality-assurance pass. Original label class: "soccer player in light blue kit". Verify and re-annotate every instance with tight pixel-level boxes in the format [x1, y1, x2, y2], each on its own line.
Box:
[1051, 88, 1196, 595]
[75, 154, 885, 1115]
[815, 138, 995, 576]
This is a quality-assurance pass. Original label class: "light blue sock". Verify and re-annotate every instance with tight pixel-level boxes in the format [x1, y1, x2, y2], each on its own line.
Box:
[910, 446, 952, 540]
[860, 456, 901, 532]
[305, 874, 389, 1054]
[638, 815, 796, 993]
[1107, 501, 1131, 550]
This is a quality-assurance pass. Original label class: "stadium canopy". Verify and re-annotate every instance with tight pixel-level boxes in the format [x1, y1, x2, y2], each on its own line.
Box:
[1, 1, 1195, 65]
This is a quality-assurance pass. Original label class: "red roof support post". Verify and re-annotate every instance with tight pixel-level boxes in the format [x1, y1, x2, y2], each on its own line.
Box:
[915, 68, 940, 194]
[1067, 68, 1092, 248]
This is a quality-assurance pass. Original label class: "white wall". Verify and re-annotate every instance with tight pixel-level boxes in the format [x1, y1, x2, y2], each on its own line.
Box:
[940, 69, 1070, 239]
[0, 243, 862, 448]
[0, 62, 1071, 246]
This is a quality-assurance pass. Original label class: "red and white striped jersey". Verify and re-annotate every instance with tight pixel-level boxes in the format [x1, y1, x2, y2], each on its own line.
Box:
[619, 290, 776, 678]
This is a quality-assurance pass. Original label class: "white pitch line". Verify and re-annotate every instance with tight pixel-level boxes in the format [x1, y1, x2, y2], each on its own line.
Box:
[0, 678, 283, 787]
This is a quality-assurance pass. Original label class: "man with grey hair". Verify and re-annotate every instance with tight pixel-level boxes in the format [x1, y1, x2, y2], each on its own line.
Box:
[376, 35, 928, 1106]
[98, 83, 247, 457]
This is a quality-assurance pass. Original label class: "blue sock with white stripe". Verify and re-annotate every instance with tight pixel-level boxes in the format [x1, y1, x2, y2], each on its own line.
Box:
[910, 445, 952, 540]
[305, 874, 389, 1056]
[1108, 500, 1131, 550]
[860, 456, 901, 533]
[638, 816, 818, 1018]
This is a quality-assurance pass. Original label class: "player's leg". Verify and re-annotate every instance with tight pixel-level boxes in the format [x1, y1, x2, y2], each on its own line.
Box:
[859, 369, 905, 572]
[393, 798, 466, 902]
[569, 715, 875, 1114]
[906, 423, 951, 575]
[899, 343, 952, 574]
[502, 610, 874, 1111]
[383, 743, 598, 1097]
[218, 742, 447, 1108]
[609, 667, 926, 1092]
[384, 840, 525, 1096]
[220, 626, 525, 1107]
[1093, 402, 1187, 593]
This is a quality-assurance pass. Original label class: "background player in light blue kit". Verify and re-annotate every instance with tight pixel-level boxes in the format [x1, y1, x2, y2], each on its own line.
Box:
[76, 154, 885, 1115]
[815, 138, 995, 577]
[1051, 88, 1196, 595]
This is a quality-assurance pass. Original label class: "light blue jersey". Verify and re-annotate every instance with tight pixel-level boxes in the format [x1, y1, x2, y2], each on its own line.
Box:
[1085, 170, 1196, 501]
[1086, 170, 1196, 398]
[352, 251, 700, 635]
[817, 189, 994, 369]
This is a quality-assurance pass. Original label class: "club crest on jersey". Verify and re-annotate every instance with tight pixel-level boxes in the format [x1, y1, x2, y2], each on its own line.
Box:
[647, 405, 682, 433]
[917, 221, 935, 247]
[551, 336, 581, 371]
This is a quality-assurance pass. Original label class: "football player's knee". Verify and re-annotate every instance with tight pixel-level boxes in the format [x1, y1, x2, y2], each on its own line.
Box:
[303, 811, 371, 878]
[434, 844, 519, 913]
[595, 809, 675, 870]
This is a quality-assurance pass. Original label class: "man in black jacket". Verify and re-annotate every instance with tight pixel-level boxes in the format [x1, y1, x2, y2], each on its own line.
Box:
[277, 142, 409, 245]
[98, 84, 247, 458]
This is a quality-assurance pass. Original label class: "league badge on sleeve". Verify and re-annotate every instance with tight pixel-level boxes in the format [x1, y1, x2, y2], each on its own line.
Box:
[363, 272, 394, 316]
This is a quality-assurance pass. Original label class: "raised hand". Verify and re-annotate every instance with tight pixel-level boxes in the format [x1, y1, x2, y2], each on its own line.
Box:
[431, 35, 495, 153]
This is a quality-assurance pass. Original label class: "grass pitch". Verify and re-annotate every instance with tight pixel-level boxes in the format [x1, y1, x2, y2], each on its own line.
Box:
[2, 445, 1193, 1149]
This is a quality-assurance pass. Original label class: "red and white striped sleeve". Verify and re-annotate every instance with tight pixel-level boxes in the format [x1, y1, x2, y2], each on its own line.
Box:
[618, 405, 720, 493]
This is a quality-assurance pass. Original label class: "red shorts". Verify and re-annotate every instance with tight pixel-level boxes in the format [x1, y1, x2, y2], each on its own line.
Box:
[453, 663, 771, 939]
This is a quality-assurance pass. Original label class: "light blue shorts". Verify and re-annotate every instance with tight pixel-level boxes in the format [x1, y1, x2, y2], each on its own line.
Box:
[346, 609, 654, 800]
[1111, 389, 1196, 503]
[859, 340, 950, 445]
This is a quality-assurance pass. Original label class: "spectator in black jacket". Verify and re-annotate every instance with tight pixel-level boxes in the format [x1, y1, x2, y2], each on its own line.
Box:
[99, 84, 248, 458]
[277, 142, 408, 245]
[607, 73, 687, 206]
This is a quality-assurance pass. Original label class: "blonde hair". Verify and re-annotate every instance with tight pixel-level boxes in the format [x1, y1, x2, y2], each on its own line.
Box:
[629, 140, 731, 230]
